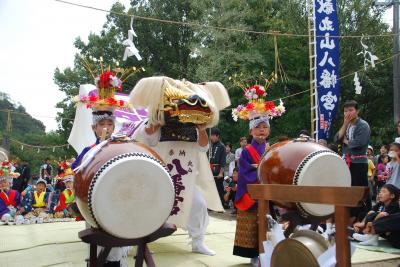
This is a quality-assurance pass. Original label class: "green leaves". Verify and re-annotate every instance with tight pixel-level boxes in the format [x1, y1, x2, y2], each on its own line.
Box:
[53, 0, 395, 150]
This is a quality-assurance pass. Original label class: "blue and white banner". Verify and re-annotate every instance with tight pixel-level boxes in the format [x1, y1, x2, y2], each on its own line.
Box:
[314, 0, 340, 140]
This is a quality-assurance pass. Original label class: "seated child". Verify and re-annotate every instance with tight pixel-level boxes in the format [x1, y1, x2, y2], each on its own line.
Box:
[0, 161, 24, 225]
[18, 178, 57, 224]
[376, 154, 389, 191]
[54, 170, 75, 218]
[353, 184, 400, 245]
[55, 160, 68, 193]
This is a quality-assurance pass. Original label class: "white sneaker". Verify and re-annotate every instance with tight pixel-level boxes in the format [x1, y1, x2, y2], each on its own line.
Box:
[353, 233, 371, 242]
[324, 227, 335, 236]
[250, 257, 259, 267]
[359, 235, 378, 246]
[192, 239, 216, 256]
[37, 217, 44, 224]
[29, 217, 37, 224]
[23, 219, 31, 225]
[1, 214, 12, 224]
[15, 215, 24, 225]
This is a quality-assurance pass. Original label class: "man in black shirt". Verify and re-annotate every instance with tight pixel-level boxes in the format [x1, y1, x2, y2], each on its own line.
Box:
[209, 128, 227, 209]
[12, 162, 30, 192]
[40, 158, 53, 185]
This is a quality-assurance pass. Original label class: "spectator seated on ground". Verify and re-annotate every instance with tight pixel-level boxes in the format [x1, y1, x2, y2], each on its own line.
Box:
[353, 184, 400, 246]
[0, 161, 24, 225]
[17, 179, 58, 224]
[54, 169, 76, 218]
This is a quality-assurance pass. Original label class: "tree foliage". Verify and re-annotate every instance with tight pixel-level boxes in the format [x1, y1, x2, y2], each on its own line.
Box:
[0, 93, 75, 174]
[53, 0, 396, 151]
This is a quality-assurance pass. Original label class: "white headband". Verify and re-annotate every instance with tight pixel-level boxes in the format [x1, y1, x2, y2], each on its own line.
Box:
[0, 177, 13, 184]
[249, 116, 270, 129]
[64, 176, 74, 183]
[92, 113, 116, 125]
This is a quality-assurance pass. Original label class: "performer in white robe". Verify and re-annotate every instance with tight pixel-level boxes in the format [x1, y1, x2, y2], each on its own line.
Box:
[130, 76, 230, 255]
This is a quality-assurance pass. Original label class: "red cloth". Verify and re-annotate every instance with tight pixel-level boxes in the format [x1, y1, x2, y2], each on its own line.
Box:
[245, 144, 260, 164]
[235, 192, 256, 211]
[54, 190, 73, 212]
[0, 190, 17, 207]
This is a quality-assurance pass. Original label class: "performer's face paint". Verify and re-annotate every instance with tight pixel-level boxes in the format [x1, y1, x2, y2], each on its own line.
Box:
[93, 119, 115, 140]
[250, 122, 270, 143]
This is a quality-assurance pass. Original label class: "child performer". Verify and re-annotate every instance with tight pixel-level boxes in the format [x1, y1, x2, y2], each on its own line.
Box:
[18, 178, 55, 223]
[0, 161, 23, 225]
[68, 67, 131, 267]
[231, 83, 285, 266]
[54, 168, 76, 218]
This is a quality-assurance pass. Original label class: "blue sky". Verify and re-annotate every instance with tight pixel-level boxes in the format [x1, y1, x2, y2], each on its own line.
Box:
[0, 0, 130, 131]
[0, 0, 393, 132]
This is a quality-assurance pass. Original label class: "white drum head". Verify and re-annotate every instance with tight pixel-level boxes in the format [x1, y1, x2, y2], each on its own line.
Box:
[294, 151, 351, 217]
[89, 153, 174, 239]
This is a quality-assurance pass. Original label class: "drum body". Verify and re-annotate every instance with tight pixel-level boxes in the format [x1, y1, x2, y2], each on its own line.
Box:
[74, 141, 174, 239]
[258, 139, 351, 218]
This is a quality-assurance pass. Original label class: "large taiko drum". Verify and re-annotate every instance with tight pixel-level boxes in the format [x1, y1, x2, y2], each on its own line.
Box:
[258, 139, 351, 218]
[74, 141, 175, 239]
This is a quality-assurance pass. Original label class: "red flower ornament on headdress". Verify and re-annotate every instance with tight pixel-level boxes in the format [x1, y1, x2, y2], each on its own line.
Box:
[232, 83, 285, 121]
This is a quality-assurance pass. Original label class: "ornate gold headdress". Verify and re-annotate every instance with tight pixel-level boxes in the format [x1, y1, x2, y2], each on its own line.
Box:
[163, 83, 212, 125]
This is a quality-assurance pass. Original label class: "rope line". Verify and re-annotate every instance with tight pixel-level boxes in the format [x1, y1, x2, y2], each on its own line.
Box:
[54, 0, 397, 39]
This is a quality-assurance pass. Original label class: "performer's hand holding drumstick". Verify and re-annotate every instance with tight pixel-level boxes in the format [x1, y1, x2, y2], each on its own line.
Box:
[196, 123, 209, 147]
[144, 123, 161, 135]
[100, 127, 107, 141]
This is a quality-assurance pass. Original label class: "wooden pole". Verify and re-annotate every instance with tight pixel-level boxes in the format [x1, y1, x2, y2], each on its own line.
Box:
[335, 206, 351, 267]
[307, 0, 318, 138]
[258, 200, 268, 253]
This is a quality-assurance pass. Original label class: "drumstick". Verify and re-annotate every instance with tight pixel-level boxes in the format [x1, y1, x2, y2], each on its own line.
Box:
[100, 128, 107, 141]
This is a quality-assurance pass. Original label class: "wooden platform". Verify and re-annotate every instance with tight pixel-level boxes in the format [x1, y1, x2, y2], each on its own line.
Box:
[0, 213, 399, 266]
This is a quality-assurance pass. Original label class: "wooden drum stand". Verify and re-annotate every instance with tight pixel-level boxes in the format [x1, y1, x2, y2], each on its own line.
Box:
[248, 184, 368, 267]
[79, 223, 177, 267]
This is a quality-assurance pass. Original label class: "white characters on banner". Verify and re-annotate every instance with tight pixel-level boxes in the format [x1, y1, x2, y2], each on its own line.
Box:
[122, 17, 142, 61]
[320, 33, 336, 50]
[317, 0, 335, 15]
[315, 0, 339, 139]
[319, 17, 334, 32]
[354, 72, 362, 95]
[357, 35, 378, 70]
[319, 51, 336, 67]
[320, 91, 337, 111]
[319, 69, 337, 89]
